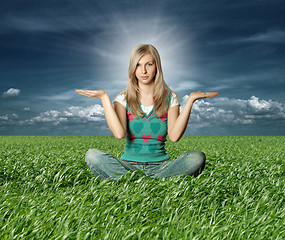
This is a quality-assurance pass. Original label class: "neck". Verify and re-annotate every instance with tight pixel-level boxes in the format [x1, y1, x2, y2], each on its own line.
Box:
[138, 82, 154, 97]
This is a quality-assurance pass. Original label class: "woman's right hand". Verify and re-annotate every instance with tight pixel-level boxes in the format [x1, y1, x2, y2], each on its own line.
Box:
[75, 90, 107, 99]
[76, 89, 126, 139]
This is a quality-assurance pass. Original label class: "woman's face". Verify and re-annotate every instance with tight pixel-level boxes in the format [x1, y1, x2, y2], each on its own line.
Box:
[135, 53, 156, 86]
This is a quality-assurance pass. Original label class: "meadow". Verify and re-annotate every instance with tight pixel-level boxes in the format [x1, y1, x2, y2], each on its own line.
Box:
[0, 136, 284, 239]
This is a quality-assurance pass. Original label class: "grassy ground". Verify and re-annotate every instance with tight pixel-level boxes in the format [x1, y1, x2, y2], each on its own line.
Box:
[0, 136, 284, 239]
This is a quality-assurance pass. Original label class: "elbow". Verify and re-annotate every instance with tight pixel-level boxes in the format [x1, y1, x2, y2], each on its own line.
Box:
[169, 137, 180, 142]
[114, 130, 126, 139]
[115, 134, 125, 139]
[168, 133, 181, 142]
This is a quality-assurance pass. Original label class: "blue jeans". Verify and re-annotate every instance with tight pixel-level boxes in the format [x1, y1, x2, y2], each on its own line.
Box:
[85, 149, 206, 180]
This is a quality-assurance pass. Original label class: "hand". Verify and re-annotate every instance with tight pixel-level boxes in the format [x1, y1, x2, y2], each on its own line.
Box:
[189, 91, 218, 102]
[75, 90, 107, 99]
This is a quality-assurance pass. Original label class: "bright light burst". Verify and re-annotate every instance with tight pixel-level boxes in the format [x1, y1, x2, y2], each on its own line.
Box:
[90, 8, 199, 92]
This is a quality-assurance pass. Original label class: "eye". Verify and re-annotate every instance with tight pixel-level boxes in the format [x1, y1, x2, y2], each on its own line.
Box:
[136, 63, 140, 67]
[148, 63, 153, 66]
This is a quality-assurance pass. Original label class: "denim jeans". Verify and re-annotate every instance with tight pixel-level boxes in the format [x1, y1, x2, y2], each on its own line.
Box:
[85, 149, 206, 180]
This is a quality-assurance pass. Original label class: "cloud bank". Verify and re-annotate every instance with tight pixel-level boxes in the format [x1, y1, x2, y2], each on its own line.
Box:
[24, 105, 105, 125]
[1, 96, 284, 135]
[180, 95, 285, 134]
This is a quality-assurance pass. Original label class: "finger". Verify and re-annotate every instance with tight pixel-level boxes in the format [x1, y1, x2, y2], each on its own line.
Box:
[77, 90, 92, 95]
[76, 90, 83, 94]
[210, 92, 218, 96]
[86, 90, 96, 94]
[77, 91, 90, 96]
[76, 90, 85, 94]
[205, 92, 218, 97]
[81, 90, 95, 95]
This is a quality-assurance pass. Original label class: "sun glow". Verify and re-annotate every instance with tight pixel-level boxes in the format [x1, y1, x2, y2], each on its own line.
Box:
[91, 12, 198, 92]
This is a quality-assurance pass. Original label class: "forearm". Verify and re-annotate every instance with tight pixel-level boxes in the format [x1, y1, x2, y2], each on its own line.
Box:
[100, 92, 126, 139]
[169, 97, 194, 142]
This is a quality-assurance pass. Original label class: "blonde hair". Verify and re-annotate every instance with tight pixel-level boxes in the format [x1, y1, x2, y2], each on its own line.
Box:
[118, 44, 173, 118]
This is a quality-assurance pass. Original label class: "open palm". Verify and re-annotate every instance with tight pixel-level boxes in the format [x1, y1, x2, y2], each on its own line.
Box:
[75, 90, 106, 99]
[189, 91, 218, 102]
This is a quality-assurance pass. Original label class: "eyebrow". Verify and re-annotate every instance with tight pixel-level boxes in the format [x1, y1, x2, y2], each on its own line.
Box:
[137, 61, 154, 65]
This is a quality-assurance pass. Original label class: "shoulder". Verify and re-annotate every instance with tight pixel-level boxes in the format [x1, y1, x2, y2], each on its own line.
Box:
[113, 91, 127, 108]
[167, 90, 180, 108]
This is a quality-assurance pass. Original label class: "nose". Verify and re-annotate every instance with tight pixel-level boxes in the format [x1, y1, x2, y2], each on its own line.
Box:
[142, 65, 147, 74]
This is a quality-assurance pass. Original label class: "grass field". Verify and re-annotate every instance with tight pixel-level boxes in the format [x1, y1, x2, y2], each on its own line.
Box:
[0, 136, 284, 239]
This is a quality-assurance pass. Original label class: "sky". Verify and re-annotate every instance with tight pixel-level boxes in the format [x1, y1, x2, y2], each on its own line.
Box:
[0, 0, 285, 136]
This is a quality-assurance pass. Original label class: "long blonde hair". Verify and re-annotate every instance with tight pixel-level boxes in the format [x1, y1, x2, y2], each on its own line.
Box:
[118, 44, 173, 118]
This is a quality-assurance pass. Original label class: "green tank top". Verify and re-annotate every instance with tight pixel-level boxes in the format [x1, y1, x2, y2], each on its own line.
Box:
[120, 91, 171, 162]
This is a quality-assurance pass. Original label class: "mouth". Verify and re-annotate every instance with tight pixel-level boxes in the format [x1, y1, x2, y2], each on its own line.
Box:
[141, 76, 149, 80]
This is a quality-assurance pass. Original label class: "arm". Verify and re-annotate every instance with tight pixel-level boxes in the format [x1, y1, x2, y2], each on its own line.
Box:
[76, 90, 126, 139]
[168, 91, 218, 142]
[113, 101, 127, 136]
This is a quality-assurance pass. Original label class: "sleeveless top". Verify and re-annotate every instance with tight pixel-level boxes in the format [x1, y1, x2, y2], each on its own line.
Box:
[113, 91, 180, 162]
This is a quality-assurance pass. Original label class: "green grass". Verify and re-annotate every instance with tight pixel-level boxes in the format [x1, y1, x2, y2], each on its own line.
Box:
[0, 136, 284, 239]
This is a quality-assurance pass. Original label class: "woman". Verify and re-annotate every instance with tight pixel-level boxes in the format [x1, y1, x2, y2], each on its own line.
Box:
[76, 44, 218, 180]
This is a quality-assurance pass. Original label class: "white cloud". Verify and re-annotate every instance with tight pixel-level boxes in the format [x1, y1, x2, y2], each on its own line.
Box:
[63, 105, 104, 120]
[0, 114, 18, 124]
[180, 95, 285, 129]
[248, 96, 271, 111]
[27, 110, 66, 125]
[3, 88, 20, 98]
[23, 104, 105, 125]
[0, 115, 9, 121]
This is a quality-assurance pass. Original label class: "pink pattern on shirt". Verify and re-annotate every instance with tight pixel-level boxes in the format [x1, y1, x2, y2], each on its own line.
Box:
[157, 135, 166, 143]
[129, 134, 135, 143]
[141, 135, 151, 143]
[160, 113, 167, 122]
[127, 112, 134, 121]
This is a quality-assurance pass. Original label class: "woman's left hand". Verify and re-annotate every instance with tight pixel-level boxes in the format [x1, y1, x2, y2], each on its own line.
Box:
[188, 91, 218, 102]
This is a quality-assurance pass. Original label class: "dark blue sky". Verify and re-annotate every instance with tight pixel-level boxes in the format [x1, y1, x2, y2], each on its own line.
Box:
[1, 0, 285, 135]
